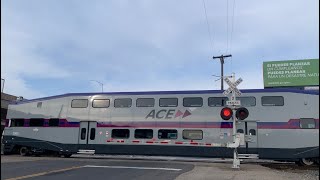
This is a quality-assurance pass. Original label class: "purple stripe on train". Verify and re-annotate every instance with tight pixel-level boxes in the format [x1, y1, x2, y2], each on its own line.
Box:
[59, 119, 80, 127]
[4, 119, 319, 129]
[53, 118, 320, 129]
[257, 119, 319, 129]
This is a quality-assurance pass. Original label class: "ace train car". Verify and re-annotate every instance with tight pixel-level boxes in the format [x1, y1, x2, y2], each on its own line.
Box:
[2, 88, 319, 165]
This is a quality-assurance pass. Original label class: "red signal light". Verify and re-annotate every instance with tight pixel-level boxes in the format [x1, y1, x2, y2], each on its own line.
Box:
[220, 107, 233, 120]
[223, 109, 231, 117]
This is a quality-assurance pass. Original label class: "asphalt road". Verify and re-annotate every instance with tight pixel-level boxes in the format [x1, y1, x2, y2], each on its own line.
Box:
[1, 156, 193, 180]
[1, 155, 319, 180]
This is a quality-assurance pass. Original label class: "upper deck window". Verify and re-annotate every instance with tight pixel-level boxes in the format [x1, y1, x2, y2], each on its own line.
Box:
[183, 97, 203, 107]
[238, 97, 256, 106]
[159, 98, 178, 107]
[71, 99, 88, 108]
[92, 99, 110, 108]
[136, 98, 155, 107]
[261, 96, 284, 106]
[114, 98, 132, 108]
[208, 97, 228, 107]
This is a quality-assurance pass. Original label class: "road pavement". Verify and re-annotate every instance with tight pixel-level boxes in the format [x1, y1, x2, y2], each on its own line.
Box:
[1, 155, 319, 180]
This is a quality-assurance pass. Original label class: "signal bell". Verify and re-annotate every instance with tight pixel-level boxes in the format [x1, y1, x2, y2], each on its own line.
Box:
[235, 107, 249, 120]
[220, 107, 233, 120]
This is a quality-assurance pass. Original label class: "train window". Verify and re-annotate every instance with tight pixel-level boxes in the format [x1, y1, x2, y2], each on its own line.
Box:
[158, 129, 178, 139]
[114, 98, 132, 108]
[208, 97, 228, 107]
[300, 118, 316, 129]
[81, 128, 86, 140]
[249, 129, 256, 135]
[10, 119, 24, 127]
[37, 102, 42, 108]
[135, 129, 153, 139]
[49, 119, 60, 127]
[237, 129, 244, 133]
[182, 130, 203, 140]
[92, 99, 110, 108]
[71, 99, 88, 108]
[183, 97, 203, 107]
[29, 118, 44, 127]
[136, 98, 155, 107]
[261, 96, 284, 106]
[112, 129, 130, 139]
[90, 128, 96, 140]
[238, 97, 256, 106]
[159, 98, 178, 107]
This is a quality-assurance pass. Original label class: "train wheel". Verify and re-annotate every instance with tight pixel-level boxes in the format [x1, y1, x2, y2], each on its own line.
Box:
[19, 147, 29, 156]
[296, 158, 314, 166]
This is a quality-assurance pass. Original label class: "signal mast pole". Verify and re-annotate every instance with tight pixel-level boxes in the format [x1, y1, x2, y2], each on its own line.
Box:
[212, 54, 232, 90]
[230, 73, 239, 169]
[223, 73, 244, 169]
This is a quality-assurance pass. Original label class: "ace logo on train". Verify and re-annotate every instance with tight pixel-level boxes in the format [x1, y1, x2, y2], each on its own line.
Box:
[145, 109, 192, 119]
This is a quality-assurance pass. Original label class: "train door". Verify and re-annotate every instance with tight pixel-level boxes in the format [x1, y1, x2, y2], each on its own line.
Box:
[78, 121, 97, 145]
[236, 121, 258, 154]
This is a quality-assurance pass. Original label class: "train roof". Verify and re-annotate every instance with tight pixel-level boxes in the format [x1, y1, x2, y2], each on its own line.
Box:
[10, 88, 319, 105]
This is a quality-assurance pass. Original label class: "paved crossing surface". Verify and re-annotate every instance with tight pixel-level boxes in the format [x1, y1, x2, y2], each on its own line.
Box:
[1, 155, 318, 180]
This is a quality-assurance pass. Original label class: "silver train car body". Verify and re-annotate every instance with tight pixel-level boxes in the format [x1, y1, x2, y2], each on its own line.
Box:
[2, 89, 319, 163]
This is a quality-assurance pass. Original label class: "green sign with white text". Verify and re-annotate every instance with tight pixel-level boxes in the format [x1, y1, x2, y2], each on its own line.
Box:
[263, 59, 319, 87]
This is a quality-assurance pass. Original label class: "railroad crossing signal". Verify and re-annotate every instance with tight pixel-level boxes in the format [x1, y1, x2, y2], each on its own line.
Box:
[220, 73, 247, 169]
[235, 107, 249, 120]
[223, 77, 242, 97]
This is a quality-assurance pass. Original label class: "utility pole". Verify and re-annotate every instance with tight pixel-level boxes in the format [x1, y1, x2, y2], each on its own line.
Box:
[1, 78, 4, 93]
[212, 54, 232, 90]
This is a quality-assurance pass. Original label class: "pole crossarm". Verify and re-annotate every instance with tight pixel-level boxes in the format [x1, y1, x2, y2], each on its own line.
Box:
[212, 54, 232, 59]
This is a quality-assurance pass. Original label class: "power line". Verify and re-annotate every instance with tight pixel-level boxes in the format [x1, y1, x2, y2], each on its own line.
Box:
[202, 0, 215, 53]
[226, 0, 229, 54]
[230, 0, 236, 72]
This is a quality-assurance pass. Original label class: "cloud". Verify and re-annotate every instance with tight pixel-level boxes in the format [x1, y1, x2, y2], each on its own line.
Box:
[1, 20, 71, 98]
[1, 0, 318, 99]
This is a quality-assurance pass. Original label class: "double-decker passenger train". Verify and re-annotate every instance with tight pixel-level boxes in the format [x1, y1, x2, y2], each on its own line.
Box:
[2, 88, 319, 165]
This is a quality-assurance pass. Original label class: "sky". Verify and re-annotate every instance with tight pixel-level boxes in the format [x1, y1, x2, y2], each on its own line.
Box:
[1, 0, 319, 99]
